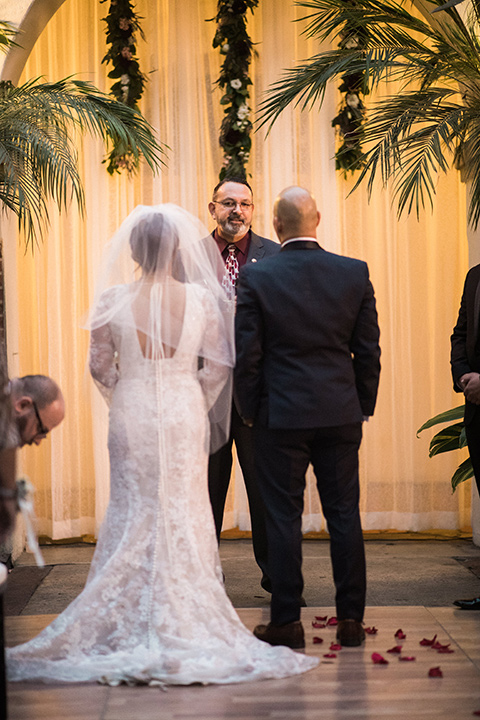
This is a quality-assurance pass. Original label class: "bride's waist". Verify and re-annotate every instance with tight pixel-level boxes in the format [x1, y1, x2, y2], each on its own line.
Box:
[117, 367, 198, 382]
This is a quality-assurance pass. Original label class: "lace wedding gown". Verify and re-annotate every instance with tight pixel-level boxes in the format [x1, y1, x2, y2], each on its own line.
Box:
[7, 284, 318, 686]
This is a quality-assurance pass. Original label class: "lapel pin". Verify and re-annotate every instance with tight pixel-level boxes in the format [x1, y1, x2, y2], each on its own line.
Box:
[251, 258, 257, 262]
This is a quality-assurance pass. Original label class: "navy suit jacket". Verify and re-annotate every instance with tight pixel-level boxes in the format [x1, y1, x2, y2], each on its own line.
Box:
[234, 240, 381, 429]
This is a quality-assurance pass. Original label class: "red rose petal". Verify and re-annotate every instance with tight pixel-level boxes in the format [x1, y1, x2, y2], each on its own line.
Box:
[437, 647, 454, 654]
[428, 666, 443, 678]
[312, 621, 326, 629]
[394, 629, 406, 639]
[472, 711, 480, 716]
[387, 645, 402, 654]
[420, 634, 437, 646]
[372, 652, 389, 665]
[326, 617, 338, 626]
[398, 656, 416, 662]
[323, 653, 337, 658]
[330, 643, 342, 651]
[313, 636, 324, 644]
[432, 640, 448, 650]
[365, 626, 378, 635]
[315, 615, 328, 622]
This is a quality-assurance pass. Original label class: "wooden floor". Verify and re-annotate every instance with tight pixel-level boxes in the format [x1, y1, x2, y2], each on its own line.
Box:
[5, 605, 480, 719]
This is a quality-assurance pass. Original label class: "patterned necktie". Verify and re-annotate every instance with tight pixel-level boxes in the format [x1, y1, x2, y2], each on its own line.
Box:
[223, 244, 239, 300]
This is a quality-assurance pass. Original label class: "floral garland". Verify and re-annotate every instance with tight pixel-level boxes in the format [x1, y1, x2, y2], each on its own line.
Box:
[211, 0, 259, 180]
[332, 21, 369, 177]
[100, 0, 147, 174]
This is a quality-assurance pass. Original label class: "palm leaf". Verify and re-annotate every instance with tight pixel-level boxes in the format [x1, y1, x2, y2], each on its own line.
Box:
[417, 406, 472, 491]
[451, 457, 475, 491]
[428, 422, 466, 456]
[258, 0, 480, 227]
[416, 405, 465, 434]
[0, 77, 166, 247]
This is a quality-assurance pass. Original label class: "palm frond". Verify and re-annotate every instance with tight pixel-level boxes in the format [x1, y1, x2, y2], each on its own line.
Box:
[259, 0, 480, 226]
[0, 77, 167, 247]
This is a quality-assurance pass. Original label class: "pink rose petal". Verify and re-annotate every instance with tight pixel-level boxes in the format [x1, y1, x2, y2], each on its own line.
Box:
[394, 629, 406, 639]
[313, 636, 323, 644]
[372, 652, 389, 665]
[420, 634, 437, 646]
[399, 656, 416, 662]
[315, 615, 328, 622]
[428, 666, 443, 678]
[326, 617, 338, 626]
[312, 621, 326, 629]
[387, 645, 402, 654]
[365, 626, 378, 635]
[330, 642, 342, 651]
[323, 653, 337, 658]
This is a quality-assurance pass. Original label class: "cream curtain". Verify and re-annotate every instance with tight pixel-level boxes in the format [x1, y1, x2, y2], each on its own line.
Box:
[6, 0, 471, 539]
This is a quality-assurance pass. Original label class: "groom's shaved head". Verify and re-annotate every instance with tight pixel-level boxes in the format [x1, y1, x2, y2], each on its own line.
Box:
[273, 186, 320, 243]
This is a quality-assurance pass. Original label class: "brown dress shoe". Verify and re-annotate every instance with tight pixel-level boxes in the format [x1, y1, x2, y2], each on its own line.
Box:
[254, 621, 305, 649]
[336, 619, 365, 647]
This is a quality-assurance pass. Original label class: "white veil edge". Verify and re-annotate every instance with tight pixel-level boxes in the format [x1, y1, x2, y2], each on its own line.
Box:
[83, 204, 235, 453]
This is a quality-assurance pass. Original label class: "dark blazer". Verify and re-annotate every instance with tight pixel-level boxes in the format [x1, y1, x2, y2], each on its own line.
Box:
[246, 231, 280, 262]
[206, 229, 280, 264]
[451, 263, 480, 422]
[234, 240, 381, 429]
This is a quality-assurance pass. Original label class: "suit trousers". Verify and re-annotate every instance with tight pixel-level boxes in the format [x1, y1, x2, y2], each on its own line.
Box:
[253, 421, 365, 625]
[208, 403, 270, 586]
[465, 407, 480, 496]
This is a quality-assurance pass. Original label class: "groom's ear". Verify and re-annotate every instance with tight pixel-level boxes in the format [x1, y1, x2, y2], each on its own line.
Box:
[208, 201, 216, 219]
[273, 215, 283, 238]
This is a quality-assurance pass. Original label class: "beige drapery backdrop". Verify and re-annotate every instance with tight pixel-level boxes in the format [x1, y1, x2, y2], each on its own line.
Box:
[7, 0, 471, 539]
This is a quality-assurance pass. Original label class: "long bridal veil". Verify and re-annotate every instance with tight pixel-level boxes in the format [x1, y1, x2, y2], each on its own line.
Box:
[85, 204, 235, 452]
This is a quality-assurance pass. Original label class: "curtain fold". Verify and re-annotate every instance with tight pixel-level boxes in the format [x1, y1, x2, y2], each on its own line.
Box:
[8, 0, 471, 538]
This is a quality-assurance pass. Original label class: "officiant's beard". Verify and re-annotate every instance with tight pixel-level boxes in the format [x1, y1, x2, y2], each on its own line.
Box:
[220, 214, 249, 239]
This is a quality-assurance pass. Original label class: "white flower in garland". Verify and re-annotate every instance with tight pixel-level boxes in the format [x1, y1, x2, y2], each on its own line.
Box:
[346, 93, 360, 109]
[230, 78, 242, 90]
[237, 103, 250, 120]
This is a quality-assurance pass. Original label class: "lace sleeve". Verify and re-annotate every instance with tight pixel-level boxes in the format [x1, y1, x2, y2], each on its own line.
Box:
[89, 291, 119, 403]
[197, 294, 231, 409]
[197, 291, 233, 452]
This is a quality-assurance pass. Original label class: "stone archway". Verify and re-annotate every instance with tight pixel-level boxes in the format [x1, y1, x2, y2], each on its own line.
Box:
[0, 0, 67, 83]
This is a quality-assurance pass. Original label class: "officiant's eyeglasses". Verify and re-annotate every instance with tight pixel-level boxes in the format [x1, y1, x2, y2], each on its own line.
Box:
[213, 200, 253, 210]
[32, 400, 49, 437]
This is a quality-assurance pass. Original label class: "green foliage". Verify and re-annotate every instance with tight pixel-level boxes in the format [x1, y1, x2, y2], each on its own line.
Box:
[211, 0, 259, 180]
[100, 0, 148, 174]
[0, 77, 165, 248]
[0, 21, 18, 53]
[417, 405, 473, 492]
[259, 0, 480, 228]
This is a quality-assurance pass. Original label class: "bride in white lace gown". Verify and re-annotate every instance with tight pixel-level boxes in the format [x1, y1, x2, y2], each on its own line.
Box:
[7, 205, 318, 686]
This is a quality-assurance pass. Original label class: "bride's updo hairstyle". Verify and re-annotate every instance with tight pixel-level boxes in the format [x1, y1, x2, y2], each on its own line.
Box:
[129, 212, 179, 276]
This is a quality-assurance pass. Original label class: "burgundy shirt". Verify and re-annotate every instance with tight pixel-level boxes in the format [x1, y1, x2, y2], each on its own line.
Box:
[213, 229, 251, 269]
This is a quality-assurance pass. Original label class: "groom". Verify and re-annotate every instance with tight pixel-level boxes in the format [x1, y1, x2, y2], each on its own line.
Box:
[235, 186, 381, 648]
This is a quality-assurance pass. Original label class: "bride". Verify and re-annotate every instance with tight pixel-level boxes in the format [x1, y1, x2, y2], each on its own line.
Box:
[7, 204, 318, 686]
